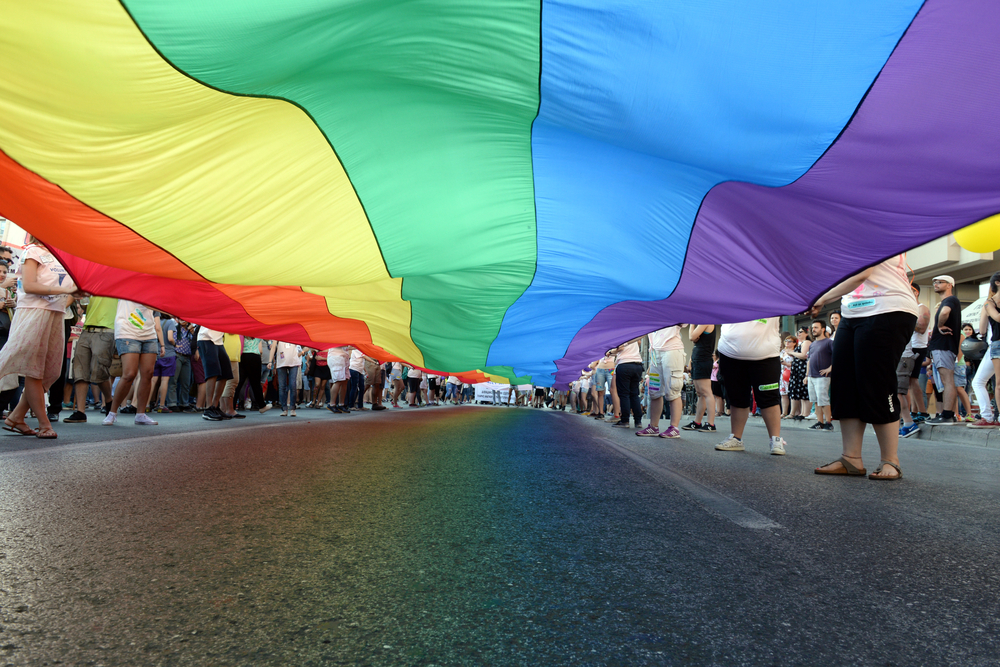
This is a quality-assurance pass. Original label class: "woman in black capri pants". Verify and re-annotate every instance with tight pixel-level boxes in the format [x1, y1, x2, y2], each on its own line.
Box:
[812, 255, 918, 481]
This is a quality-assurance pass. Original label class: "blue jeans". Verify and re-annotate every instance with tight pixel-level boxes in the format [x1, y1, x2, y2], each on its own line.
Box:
[277, 366, 299, 410]
[348, 369, 364, 408]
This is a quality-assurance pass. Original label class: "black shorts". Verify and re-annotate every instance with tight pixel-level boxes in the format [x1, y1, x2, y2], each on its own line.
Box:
[217, 344, 234, 381]
[691, 353, 713, 381]
[711, 380, 723, 397]
[831, 311, 916, 424]
[197, 340, 223, 379]
[406, 377, 421, 393]
[428, 378, 438, 392]
[716, 353, 780, 410]
[534, 387, 545, 397]
[910, 348, 927, 379]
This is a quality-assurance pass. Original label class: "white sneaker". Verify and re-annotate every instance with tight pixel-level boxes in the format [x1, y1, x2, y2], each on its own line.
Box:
[134, 413, 158, 425]
[715, 434, 744, 451]
[102, 412, 117, 426]
[770, 438, 787, 456]
[259, 404, 273, 414]
[280, 411, 288, 417]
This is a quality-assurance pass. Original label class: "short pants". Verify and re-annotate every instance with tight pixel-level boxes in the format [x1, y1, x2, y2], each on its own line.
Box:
[116, 338, 159, 356]
[807, 376, 831, 407]
[153, 356, 177, 377]
[895, 354, 916, 395]
[647, 348, 685, 401]
[717, 353, 780, 410]
[72, 329, 114, 384]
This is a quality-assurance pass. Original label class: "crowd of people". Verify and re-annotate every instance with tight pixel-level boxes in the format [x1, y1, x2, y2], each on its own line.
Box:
[0, 239, 487, 438]
[0, 240, 996, 483]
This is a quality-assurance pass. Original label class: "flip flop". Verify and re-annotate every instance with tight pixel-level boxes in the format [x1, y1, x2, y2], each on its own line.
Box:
[35, 428, 57, 440]
[814, 456, 867, 476]
[3, 419, 37, 436]
[868, 461, 902, 481]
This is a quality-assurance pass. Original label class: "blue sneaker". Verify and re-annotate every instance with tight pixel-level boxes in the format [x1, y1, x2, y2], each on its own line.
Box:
[899, 423, 921, 438]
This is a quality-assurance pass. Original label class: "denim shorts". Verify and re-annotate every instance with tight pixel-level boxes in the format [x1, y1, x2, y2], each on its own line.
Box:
[115, 338, 159, 355]
[991, 341, 1000, 359]
[593, 368, 613, 390]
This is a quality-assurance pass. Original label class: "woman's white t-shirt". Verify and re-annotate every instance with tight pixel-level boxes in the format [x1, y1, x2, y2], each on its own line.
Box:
[717, 318, 781, 361]
[197, 326, 225, 345]
[115, 300, 157, 341]
[841, 254, 918, 319]
[16, 245, 74, 313]
[648, 326, 684, 352]
[615, 341, 642, 365]
[274, 342, 302, 369]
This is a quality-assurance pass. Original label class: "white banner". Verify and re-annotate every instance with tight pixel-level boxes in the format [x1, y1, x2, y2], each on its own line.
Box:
[474, 382, 510, 403]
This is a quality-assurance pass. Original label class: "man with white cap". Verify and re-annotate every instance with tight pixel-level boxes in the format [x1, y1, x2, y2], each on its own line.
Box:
[926, 275, 961, 425]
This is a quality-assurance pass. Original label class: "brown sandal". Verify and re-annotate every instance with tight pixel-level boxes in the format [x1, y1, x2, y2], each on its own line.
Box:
[814, 456, 867, 476]
[868, 461, 902, 481]
[35, 427, 57, 440]
[3, 418, 37, 436]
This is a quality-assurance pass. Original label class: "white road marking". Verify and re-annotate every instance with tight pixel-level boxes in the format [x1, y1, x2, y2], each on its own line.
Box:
[594, 437, 783, 530]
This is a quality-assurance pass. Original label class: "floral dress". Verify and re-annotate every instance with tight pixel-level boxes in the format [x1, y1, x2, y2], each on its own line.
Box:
[789, 343, 809, 400]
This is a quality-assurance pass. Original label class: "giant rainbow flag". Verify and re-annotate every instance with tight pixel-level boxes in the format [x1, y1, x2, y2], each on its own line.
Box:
[1, 0, 998, 385]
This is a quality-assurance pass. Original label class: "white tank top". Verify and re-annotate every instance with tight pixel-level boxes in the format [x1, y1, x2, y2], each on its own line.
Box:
[841, 254, 918, 319]
[909, 304, 929, 349]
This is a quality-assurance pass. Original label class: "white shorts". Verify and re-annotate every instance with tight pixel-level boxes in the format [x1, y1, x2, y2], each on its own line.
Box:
[807, 376, 831, 407]
[648, 349, 685, 400]
[330, 359, 350, 382]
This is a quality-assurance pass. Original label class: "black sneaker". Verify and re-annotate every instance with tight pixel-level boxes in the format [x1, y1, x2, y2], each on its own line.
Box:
[612, 421, 631, 428]
[202, 407, 224, 421]
[63, 410, 87, 423]
[925, 415, 958, 425]
[822, 422, 835, 431]
[120, 405, 137, 415]
[681, 421, 702, 431]
[695, 423, 717, 432]
[810, 422, 826, 429]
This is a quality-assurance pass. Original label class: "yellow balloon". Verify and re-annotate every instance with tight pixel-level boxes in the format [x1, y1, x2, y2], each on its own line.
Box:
[955, 214, 1000, 253]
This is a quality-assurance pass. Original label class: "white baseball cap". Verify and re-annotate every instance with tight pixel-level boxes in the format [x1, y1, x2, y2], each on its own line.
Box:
[932, 275, 955, 285]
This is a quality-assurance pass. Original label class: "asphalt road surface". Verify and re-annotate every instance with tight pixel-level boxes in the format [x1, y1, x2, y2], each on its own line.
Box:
[1, 405, 998, 666]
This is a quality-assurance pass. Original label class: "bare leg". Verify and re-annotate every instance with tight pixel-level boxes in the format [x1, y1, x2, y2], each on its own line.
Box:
[109, 354, 140, 413]
[73, 380, 89, 413]
[729, 406, 750, 439]
[938, 368, 957, 414]
[134, 354, 158, 416]
[694, 379, 713, 425]
[957, 386, 972, 418]
[9, 377, 52, 432]
[647, 396, 663, 429]
[668, 396, 682, 429]
[908, 377, 926, 414]
[157, 376, 170, 408]
[760, 404, 781, 437]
